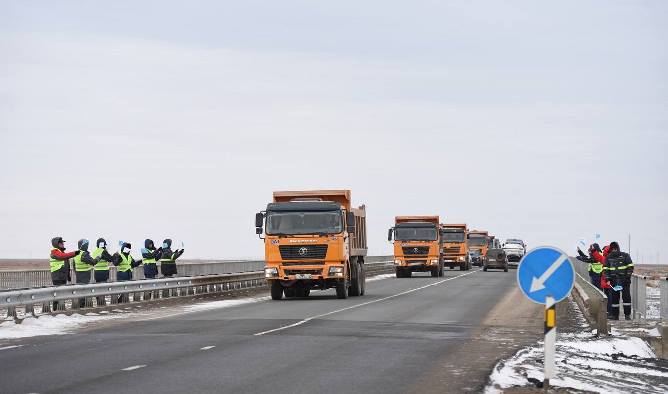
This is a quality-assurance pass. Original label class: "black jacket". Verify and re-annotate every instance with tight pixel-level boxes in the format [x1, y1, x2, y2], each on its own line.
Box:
[605, 251, 634, 281]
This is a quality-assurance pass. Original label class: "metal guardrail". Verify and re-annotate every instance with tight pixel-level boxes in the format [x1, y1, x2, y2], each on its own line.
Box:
[0, 257, 394, 291]
[0, 261, 395, 322]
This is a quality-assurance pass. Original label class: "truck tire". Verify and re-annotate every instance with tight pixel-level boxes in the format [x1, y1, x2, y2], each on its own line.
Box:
[284, 288, 296, 298]
[349, 259, 362, 297]
[431, 268, 438, 277]
[359, 261, 366, 296]
[459, 261, 466, 271]
[270, 281, 283, 300]
[336, 281, 348, 299]
[395, 268, 403, 278]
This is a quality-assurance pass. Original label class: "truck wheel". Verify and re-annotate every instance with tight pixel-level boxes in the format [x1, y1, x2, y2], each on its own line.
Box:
[431, 268, 438, 277]
[284, 288, 296, 298]
[359, 262, 366, 296]
[395, 268, 403, 278]
[459, 261, 466, 271]
[336, 281, 348, 299]
[270, 281, 283, 300]
[449, 264, 455, 270]
[349, 260, 362, 297]
[405, 270, 412, 278]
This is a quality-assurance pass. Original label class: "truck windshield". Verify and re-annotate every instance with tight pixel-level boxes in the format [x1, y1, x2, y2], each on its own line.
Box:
[395, 227, 438, 241]
[441, 231, 465, 242]
[266, 211, 343, 235]
[467, 237, 487, 246]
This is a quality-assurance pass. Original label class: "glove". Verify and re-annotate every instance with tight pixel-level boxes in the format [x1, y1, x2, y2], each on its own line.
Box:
[74, 250, 81, 256]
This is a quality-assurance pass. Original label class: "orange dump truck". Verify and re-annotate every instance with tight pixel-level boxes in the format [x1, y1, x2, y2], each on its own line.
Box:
[255, 190, 367, 300]
[467, 230, 489, 266]
[440, 223, 470, 271]
[388, 216, 444, 278]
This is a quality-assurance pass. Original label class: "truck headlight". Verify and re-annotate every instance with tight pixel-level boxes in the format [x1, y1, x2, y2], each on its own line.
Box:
[264, 267, 278, 278]
[430, 259, 439, 264]
[394, 259, 402, 266]
[457, 256, 464, 262]
[328, 266, 344, 277]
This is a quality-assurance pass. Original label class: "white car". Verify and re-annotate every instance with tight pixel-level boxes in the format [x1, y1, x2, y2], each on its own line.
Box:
[503, 241, 525, 266]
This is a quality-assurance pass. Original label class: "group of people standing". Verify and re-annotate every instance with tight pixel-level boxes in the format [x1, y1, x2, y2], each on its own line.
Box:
[49, 236, 185, 286]
[577, 241, 634, 320]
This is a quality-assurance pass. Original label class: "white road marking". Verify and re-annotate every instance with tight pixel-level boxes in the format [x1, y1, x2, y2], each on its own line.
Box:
[122, 365, 147, 371]
[200, 346, 216, 351]
[0, 345, 23, 351]
[254, 270, 479, 336]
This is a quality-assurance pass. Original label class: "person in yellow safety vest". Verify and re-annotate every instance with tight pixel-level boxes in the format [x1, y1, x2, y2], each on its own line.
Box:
[159, 239, 184, 278]
[111, 242, 143, 282]
[91, 238, 114, 283]
[74, 239, 101, 285]
[141, 239, 163, 279]
[49, 237, 79, 311]
[577, 243, 603, 290]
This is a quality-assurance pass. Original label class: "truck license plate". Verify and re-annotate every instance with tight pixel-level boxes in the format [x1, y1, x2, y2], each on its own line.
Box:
[296, 274, 312, 279]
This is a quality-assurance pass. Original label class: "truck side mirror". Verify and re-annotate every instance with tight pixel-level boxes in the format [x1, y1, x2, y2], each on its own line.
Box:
[388, 228, 394, 242]
[346, 212, 356, 234]
[255, 212, 264, 230]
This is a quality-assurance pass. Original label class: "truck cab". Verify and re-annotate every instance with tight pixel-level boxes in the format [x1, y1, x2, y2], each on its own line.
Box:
[467, 230, 489, 266]
[388, 216, 444, 278]
[440, 223, 470, 271]
[256, 190, 367, 300]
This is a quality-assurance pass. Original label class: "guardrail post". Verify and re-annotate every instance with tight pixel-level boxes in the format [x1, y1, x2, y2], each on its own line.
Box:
[637, 277, 647, 321]
[631, 276, 638, 320]
[661, 279, 668, 321]
[96, 295, 107, 307]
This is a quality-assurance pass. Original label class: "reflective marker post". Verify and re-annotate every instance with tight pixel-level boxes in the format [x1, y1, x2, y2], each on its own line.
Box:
[517, 247, 574, 389]
[544, 295, 556, 387]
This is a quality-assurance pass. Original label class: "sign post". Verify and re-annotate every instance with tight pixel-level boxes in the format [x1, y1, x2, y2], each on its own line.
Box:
[517, 246, 574, 388]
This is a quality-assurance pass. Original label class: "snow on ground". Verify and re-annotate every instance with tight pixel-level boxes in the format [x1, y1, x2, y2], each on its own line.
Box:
[0, 312, 130, 339]
[366, 273, 395, 282]
[486, 299, 668, 394]
[183, 296, 269, 312]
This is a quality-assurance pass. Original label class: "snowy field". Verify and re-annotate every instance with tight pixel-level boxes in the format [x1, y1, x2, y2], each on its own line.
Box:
[486, 299, 668, 393]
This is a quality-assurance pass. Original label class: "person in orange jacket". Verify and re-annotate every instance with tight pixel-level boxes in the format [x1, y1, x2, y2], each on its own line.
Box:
[591, 243, 613, 318]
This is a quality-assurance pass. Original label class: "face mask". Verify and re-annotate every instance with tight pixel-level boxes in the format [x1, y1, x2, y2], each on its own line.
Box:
[122, 247, 130, 254]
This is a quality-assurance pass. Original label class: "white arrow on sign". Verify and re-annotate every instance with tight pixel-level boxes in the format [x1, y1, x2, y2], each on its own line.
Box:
[530, 254, 568, 293]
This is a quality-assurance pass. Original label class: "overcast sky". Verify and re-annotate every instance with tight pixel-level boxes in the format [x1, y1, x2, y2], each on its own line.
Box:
[1, 1, 666, 262]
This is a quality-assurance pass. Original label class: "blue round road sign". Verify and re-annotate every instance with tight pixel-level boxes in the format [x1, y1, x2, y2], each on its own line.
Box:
[517, 246, 575, 304]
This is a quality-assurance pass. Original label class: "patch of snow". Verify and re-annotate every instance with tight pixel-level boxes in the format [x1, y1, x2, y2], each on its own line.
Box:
[0, 313, 129, 339]
[486, 300, 667, 394]
[366, 273, 395, 282]
[183, 296, 269, 312]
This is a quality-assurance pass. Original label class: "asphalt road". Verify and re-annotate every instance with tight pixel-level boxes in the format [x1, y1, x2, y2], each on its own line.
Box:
[0, 268, 543, 394]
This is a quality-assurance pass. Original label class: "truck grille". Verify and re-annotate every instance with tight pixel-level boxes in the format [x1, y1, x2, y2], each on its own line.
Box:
[443, 247, 461, 254]
[402, 246, 429, 255]
[279, 245, 328, 260]
[284, 269, 322, 276]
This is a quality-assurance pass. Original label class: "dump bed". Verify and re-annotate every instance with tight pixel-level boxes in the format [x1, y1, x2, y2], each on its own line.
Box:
[273, 190, 352, 211]
[395, 216, 440, 225]
[441, 223, 467, 230]
[272, 190, 367, 257]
